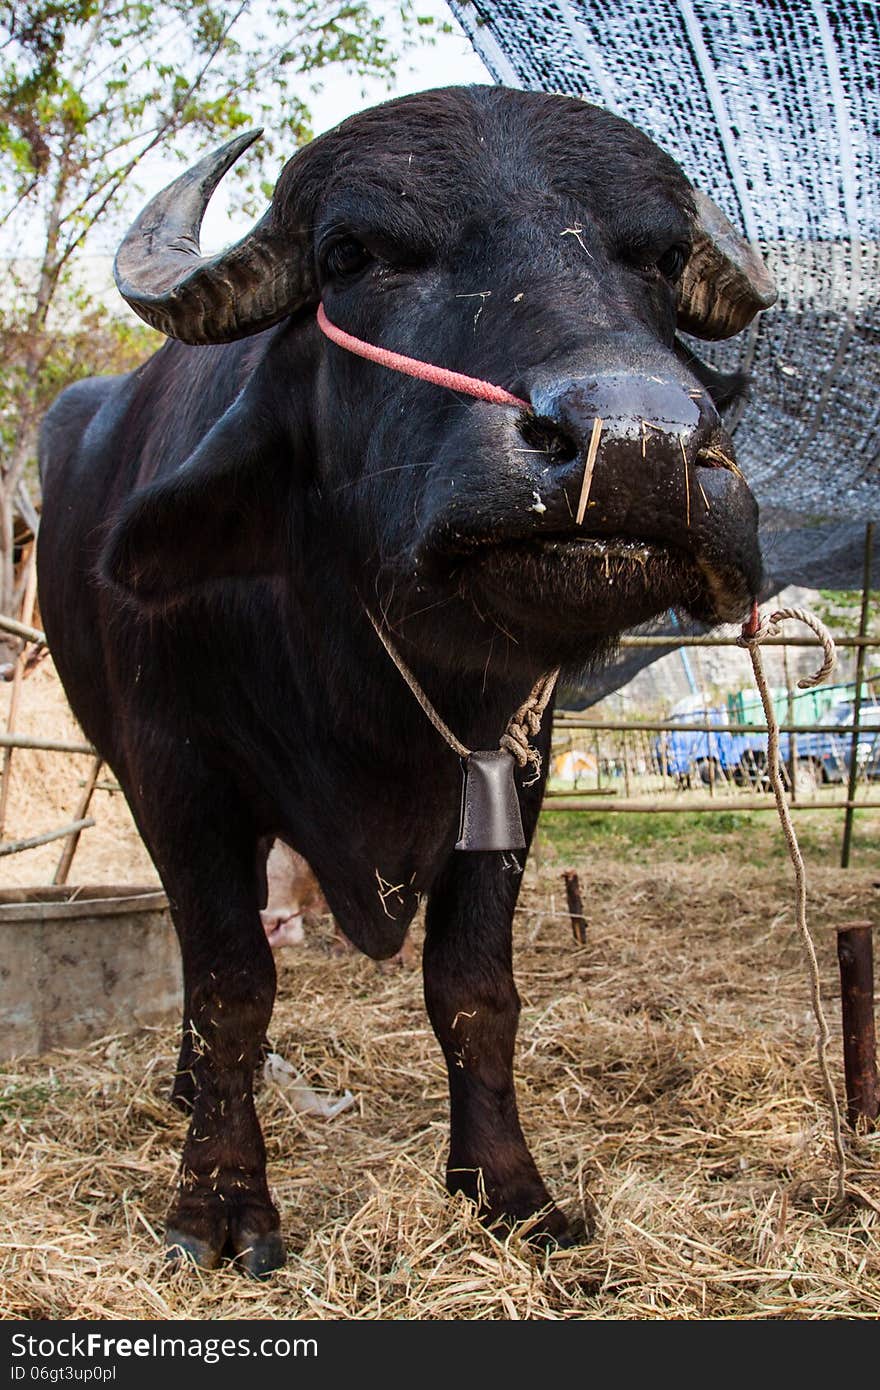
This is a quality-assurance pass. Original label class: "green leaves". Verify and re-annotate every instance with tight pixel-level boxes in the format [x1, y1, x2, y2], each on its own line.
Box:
[1, 1, 441, 241]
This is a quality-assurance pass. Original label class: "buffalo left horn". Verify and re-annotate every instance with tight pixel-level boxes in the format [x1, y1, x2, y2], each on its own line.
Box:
[677, 189, 777, 341]
[114, 130, 314, 345]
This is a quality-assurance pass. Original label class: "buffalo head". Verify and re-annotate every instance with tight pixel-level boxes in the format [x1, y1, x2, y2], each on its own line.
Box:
[109, 87, 771, 675]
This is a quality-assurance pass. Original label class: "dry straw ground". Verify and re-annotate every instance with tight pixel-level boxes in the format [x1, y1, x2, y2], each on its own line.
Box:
[1, 665, 878, 1319]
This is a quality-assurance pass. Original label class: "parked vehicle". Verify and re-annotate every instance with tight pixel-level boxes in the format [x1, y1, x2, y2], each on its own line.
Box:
[794, 700, 853, 783]
[738, 699, 880, 786]
[858, 707, 880, 778]
[655, 691, 880, 789]
[654, 699, 749, 787]
[809, 701, 880, 781]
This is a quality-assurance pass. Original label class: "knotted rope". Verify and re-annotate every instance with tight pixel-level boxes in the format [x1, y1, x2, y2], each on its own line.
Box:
[365, 608, 558, 778]
[499, 669, 561, 783]
[737, 603, 847, 1207]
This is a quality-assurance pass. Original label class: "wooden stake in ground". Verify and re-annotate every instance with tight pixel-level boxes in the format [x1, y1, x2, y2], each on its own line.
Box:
[836, 922, 879, 1131]
[562, 870, 588, 944]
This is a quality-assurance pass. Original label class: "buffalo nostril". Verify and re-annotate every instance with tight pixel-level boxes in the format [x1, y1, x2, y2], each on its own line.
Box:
[516, 414, 579, 466]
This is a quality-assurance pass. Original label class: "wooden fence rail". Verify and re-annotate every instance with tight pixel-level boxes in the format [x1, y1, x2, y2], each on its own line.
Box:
[0, 818, 96, 858]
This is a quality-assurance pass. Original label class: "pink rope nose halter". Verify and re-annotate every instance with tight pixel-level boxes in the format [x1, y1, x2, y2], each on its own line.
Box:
[316, 302, 530, 411]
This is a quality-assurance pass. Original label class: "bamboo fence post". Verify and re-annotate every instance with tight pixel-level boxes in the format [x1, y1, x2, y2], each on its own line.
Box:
[0, 733, 94, 754]
[784, 643, 798, 802]
[53, 755, 103, 885]
[0, 613, 45, 646]
[0, 548, 38, 839]
[836, 922, 879, 1130]
[841, 522, 873, 867]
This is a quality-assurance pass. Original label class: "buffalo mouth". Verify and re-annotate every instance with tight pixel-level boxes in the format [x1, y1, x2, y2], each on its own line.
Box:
[447, 530, 754, 633]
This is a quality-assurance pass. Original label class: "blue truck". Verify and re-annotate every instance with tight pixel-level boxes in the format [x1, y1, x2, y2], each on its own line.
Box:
[655, 689, 880, 787]
[655, 704, 752, 786]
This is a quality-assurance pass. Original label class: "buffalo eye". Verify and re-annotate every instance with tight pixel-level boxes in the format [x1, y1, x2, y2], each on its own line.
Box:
[655, 244, 688, 283]
[321, 236, 372, 281]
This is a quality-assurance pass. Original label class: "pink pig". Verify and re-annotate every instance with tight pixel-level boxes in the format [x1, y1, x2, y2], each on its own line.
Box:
[260, 841, 327, 948]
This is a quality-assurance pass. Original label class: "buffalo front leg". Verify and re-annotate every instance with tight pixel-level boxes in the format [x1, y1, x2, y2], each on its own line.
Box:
[135, 790, 284, 1277]
[423, 849, 572, 1244]
[167, 944, 282, 1277]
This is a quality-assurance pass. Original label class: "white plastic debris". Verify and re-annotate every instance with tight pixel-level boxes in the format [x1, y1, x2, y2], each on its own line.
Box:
[263, 1051, 356, 1119]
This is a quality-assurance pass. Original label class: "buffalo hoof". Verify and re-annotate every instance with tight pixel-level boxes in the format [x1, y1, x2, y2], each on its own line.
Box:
[483, 1201, 579, 1250]
[448, 1164, 580, 1248]
[165, 1227, 223, 1270]
[165, 1201, 285, 1277]
[230, 1228, 287, 1279]
[517, 1207, 587, 1250]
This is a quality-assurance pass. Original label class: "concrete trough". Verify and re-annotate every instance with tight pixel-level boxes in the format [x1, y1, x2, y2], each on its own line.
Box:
[0, 885, 181, 1058]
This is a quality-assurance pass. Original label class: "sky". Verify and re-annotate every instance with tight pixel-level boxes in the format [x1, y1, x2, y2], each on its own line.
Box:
[308, 2, 487, 134]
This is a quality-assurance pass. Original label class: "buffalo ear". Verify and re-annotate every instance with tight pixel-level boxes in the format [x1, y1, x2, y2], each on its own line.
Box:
[101, 402, 291, 605]
[673, 338, 749, 417]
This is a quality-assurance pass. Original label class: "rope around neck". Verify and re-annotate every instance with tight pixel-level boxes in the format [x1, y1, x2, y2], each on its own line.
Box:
[737, 604, 847, 1207]
[499, 670, 561, 780]
[317, 303, 530, 410]
[365, 608, 558, 782]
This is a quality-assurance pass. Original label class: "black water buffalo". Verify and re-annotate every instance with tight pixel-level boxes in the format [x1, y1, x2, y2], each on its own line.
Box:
[38, 86, 771, 1275]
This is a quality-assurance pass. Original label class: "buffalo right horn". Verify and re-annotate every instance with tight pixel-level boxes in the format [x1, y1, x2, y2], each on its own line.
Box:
[677, 189, 777, 341]
[114, 130, 315, 345]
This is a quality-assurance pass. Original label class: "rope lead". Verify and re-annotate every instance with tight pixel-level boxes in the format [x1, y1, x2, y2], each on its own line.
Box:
[738, 605, 848, 1208]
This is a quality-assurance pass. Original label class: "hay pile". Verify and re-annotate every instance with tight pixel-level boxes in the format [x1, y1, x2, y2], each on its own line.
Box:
[2, 856, 878, 1319]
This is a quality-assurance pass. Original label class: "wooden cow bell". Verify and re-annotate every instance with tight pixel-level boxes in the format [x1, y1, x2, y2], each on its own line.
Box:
[455, 749, 526, 852]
